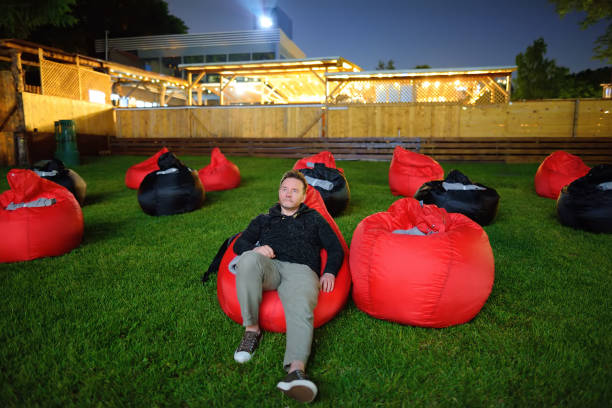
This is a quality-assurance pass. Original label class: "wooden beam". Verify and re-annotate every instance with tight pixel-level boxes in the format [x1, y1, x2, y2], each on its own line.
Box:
[220, 74, 236, 92]
[0, 105, 17, 132]
[202, 85, 221, 98]
[38, 48, 44, 95]
[505, 75, 511, 101]
[123, 81, 146, 98]
[193, 71, 206, 86]
[160, 84, 167, 106]
[327, 82, 347, 101]
[310, 69, 326, 85]
[187, 72, 193, 106]
[296, 110, 324, 138]
[263, 82, 288, 103]
[485, 77, 508, 99]
[0, 55, 39, 67]
[10, 50, 28, 166]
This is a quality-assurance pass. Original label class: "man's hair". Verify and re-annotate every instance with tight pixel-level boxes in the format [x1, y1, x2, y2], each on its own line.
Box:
[280, 169, 308, 193]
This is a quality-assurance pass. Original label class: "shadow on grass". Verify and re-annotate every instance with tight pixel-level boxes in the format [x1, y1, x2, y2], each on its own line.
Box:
[84, 193, 108, 206]
[82, 220, 128, 245]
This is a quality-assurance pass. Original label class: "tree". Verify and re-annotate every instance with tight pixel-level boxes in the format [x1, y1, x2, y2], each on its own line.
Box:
[20, 0, 188, 56]
[563, 66, 612, 97]
[414, 64, 431, 69]
[376, 59, 395, 70]
[513, 38, 570, 99]
[0, 0, 77, 39]
[549, 0, 612, 63]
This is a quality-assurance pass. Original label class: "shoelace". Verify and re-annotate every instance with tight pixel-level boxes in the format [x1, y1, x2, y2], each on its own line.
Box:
[238, 332, 259, 352]
[292, 370, 307, 380]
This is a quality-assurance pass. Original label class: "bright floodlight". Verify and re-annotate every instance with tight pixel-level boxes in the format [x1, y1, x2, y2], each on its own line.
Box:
[259, 15, 273, 28]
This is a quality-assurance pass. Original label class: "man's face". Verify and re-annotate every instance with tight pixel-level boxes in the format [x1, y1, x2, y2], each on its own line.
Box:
[278, 177, 306, 212]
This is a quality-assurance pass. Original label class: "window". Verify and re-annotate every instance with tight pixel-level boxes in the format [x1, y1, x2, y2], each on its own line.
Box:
[142, 58, 161, 73]
[229, 53, 251, 62]
[206, 54, 227, 63]
[206, 74, 220, 83]
[161, 56, 181, 77]
[252, 52, 275, 61]
[184, 55, 204, 64]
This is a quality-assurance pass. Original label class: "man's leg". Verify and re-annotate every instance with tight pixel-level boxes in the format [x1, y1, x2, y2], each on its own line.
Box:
[234, 250, 280, 363]
[276, 262, 320, 402]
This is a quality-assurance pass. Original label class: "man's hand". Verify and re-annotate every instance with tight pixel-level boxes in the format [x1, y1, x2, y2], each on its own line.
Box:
[320, 273, 335, 293]
[253, 245, 275, 258]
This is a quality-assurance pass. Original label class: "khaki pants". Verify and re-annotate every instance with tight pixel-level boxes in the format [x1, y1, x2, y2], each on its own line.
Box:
[236, 250, 320, 370]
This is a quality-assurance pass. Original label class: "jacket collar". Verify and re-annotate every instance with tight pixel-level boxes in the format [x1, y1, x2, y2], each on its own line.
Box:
[269, 203, 312, 218]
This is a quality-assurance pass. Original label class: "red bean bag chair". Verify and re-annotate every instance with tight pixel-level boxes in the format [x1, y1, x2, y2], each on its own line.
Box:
[534, 151, 590, 199]
[350, 197, 494, 328]
[389, 146, 444, 197]
[216, 186, 351, 332]
[0, 169, 83, 263]
[125, 147, 169, 189]
[293, 151, 337, 171]
[198, 148, 240, 191]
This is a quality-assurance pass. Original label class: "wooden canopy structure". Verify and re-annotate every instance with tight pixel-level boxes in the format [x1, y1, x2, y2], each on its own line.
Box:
[326, 66, 516, 105]
[180, 57, 361, 105]
[0, 38, 189, 106]
[180, 58, 516, 106]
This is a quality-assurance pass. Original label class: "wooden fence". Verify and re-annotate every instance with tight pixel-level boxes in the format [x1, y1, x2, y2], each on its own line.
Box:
[115, 105, 322, 139]
[114, 100, 612, 139]
[1, 74, 115, 165]
[22, 93, 114, 135]
[2, 77, 612, 165]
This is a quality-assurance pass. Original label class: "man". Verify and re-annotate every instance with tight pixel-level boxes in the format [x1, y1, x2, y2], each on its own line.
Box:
[232, 169, 344, 403]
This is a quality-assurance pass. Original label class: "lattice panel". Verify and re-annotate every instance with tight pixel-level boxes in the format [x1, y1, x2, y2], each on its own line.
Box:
[40, 59, 111, 103]
[329, 76, 508, 105]
[79, 69, 111, 104]
[41, 59, 80, 100]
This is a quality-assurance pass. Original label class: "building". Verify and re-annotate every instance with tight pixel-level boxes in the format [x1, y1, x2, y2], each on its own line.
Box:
[94, 7, 304, 78]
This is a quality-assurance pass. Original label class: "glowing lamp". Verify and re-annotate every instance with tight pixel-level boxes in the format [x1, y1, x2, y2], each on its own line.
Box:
[259, 16, 273, 28]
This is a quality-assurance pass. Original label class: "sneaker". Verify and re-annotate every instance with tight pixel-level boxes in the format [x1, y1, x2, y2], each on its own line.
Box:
[276, 370, 318, 403]
[233, 330, 262, 363]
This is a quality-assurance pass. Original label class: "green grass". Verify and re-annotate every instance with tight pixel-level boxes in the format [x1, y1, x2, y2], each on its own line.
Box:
[1, 156, 610, 407]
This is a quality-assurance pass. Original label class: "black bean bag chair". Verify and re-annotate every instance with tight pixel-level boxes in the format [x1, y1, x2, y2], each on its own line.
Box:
[32, 158, 87, 206]
[557, 164, 612, 233]
[299, 163, 350, 217]
[137, 152, 205, 216]
[414, 169, 500, 226]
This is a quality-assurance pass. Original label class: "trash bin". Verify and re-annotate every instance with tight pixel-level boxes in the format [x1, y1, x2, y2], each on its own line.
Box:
[54, 120, 79, 166]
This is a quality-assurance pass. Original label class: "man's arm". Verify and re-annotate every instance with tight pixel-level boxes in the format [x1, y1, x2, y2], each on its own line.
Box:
[317, 216, 344, 277]
[233, 215, 263, 255]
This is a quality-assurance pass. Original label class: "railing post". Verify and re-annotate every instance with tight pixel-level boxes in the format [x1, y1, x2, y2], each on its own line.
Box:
[572, 99, 579, 138]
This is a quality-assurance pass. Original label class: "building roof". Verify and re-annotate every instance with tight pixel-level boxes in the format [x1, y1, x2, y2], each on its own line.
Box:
[179, 56, 361, 76]
[0, 38, 189, 89]
[326, 66, 517, 80]
[95, 29, 292, 52]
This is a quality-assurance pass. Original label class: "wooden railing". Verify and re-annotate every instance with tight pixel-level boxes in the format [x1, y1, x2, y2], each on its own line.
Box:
[419, 137, 612, 163]
[109, 136, 612, 164]
[110, 137, 421, 161]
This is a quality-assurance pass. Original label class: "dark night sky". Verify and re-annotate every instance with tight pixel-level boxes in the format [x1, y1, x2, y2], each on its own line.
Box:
[164, 0, 609, 74]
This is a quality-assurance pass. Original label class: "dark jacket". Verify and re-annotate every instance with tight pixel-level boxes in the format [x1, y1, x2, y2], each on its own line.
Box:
[234, 203, 344, 276]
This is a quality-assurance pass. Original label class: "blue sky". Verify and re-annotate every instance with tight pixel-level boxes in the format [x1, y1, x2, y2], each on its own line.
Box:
[165, 0, 610, 73]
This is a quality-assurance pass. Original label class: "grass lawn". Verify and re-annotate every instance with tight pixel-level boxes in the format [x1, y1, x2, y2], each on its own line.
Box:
[1, 155, 610, 407]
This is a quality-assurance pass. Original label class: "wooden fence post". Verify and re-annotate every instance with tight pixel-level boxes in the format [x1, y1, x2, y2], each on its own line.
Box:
[10, 50, 29, 166]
